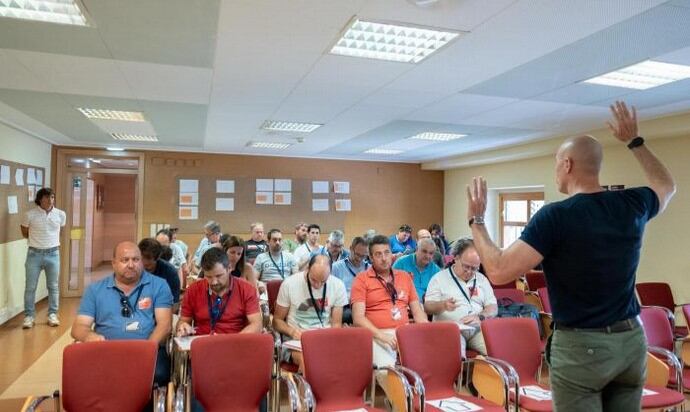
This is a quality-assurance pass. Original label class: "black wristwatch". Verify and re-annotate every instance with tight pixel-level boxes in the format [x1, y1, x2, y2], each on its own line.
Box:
[627, 136, 644, 149]
[468, 216, 485, 227]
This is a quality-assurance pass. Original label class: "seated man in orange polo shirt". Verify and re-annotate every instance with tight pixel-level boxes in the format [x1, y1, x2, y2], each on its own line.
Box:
[351, 234, 428, 371]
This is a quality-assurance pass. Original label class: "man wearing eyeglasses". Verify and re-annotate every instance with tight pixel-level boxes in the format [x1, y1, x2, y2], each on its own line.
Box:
[332, 236, 370, 324]
[192, 221, 222, 269]
[424, 238, 497, 357]
[71, 241, 173, 386]
[351, 235, 428, 384]
[393, 237, 441, 299]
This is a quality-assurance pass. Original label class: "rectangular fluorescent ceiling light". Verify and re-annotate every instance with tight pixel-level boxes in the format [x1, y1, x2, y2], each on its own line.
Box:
[249, 142, 292, 149]
[364, 148, 403, 155]
[410, 132, 467, 141]
[261, 120, 322, 133]
[111, 133, 158, 142]
[0, 0, 89, 26]
[330, 18, 460, 63]
[78, 108, 145, 122]
[583, 60, 690, 90]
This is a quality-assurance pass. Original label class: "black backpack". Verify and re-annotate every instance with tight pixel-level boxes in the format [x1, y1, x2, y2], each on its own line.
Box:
[496, 298, 544, 338]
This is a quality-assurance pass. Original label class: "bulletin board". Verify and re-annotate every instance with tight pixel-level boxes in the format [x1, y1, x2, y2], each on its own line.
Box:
[0, 158, 47, 244]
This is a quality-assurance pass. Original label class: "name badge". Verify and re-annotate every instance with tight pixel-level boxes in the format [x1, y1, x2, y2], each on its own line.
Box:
[391, 307, 402, 320]
[126, 321, 140, 331]
[138, 297, 152, 310]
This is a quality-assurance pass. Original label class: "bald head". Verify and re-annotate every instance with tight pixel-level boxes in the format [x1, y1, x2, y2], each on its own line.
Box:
[113, 241, 140, 259]
[417, 229, 432, 240]
[558, 135, 603, 176]
[112, 241, 143, 285]
[306, 254, 331, 289]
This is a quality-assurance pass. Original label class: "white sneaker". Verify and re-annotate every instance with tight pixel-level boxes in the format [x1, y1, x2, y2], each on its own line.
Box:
[47, 313, 60, 327]
[22, 316, 35, 329]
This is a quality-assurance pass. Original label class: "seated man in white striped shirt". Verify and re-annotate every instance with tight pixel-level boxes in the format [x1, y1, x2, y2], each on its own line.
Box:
[253, 229, 298, 282]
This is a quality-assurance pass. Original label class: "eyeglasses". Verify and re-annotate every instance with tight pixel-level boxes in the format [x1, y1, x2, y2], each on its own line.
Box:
[460, 262, 480, 273]
[120, 297, 133, 318]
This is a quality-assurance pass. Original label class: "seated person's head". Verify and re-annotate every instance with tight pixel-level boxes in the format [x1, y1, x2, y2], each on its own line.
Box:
[250, 222, 265, 242]
[267, 229, 283, 253]
[450, 238, 481, 281]
[201, 247, 231, 294]
[327, 230, 345, 256]
[204, 221, 222, 244]
[155, 229, 172, 247]
[294, 222, 308, 242]
[112, 241, 143, 285]
[223, 236, 246, 268]
[415, 238, 437, 267]
[428, 223, 444, 238]
[363, 229, 376, 242]
[306, 254, 331, 289]
[416, 229, 432, 241]
[368, 235, 392, 273]
[397, 224, 412, 242]
[349, 237, 369, 266]
[138, 238, 162, 272]
[307, 224, 321, 244]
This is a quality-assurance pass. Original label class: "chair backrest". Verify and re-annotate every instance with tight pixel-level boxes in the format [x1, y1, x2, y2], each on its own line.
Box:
[266, 279, 283, 313]
[640, 306, 674, 351]
[482, 318, 542, 380]
[494, 288, 525, 304]
[302, 328, 373, 410]
[62, 340, 157, 412]
[636, 282, 675, 312]
[537, 287, 551, 313]
[396, 323, 462, 399]
[191, 333, 273, 412]
[524, 270, 546, 292]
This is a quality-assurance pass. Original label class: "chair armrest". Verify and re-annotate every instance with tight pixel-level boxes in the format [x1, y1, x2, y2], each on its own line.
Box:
[278, 374, 307, 412]
[648, 346, 683, 392]
[153, 385, 167, 412]
[379, 365, 415, 412]
[260, 301, 271, 331]
[471, 356, 519, 410]
[20, 390, 60, 412]
[171, 382, 186, 412]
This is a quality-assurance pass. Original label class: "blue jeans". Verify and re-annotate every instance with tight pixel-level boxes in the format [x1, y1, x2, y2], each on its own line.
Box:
[24, 247, 60, 317]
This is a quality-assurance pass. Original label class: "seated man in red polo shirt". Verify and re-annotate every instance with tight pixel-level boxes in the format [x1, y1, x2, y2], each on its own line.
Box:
[176, 247, 262, 337]
[351, 234, 428, 391]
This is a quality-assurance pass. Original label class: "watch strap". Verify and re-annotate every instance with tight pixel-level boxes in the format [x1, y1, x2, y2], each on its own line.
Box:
[627, 136, 644, 149]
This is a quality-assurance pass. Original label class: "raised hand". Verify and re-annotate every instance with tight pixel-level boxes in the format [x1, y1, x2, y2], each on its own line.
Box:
[466, 177, 488, 222]
[607, 101, 638, 143]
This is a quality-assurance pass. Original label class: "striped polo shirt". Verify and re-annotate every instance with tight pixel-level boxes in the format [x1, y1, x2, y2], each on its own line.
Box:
[21, 206, 66, 248]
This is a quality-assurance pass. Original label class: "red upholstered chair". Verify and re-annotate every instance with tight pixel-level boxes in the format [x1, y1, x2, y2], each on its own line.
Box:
[524, 271, 546, 292]
[636, 282, 688, 337]
[641, 350, 685, 411]
[300, 328, 389, 411]
[395, 322, 515, 411]
[482, 317, 552, 412]
[640, 306, 689, 393]
[491, 280, 518, 290]
[191, 333, 291, 412]
[494, 288, 525, 304]
[266, 279, 283, 314]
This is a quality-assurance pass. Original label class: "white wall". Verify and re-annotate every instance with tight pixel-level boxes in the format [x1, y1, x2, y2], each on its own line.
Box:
[0, 122, 52, 325]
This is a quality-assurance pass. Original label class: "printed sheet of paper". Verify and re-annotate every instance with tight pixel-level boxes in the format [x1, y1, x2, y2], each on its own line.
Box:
[256, 179, 273, 192]
[179, 179, 198, 193]
[274, 179, 292, 192]
[334, 198, 351, 212]
[510, 385, 552, 401]
[282, 340, 302, 352]
[28, 185, 36, 202]
[333, 181, 350, 194]
[174, 335, 206, 352]
[642, 388, 658, 397]
[7, 195, 19, 214]
[15, 168, 24, 186]
[0, 165, 10, 184]
[216, 198, 234, 211]
[150, 223, 157, 237]
[179, 192, 198, 206]
[216, 180, 235, 193]
[178, 206, 198, 220]
[36, 169, 44, 186]
[256, 192, 273, 205]
[26, 168, 36, 185]
[425, 397, 481, 412]
[312, 181, 329, 194]
[274, 192, 291, 205]
[312, 198, 329, 212]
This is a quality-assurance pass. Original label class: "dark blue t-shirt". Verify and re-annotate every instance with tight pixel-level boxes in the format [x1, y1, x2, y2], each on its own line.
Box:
[153, 259, 180, 303]
[519, 187, 658, 328]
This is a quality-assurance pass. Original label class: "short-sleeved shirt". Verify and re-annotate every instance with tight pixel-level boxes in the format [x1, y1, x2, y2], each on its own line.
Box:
[22, 206, 66, 248]
[245, 239, 268, 261]
[254, 251, 297, 281]
[283, 239, 303, 254]
[180, 277, 260, 335]
[175, 240, 188, 258]
[519, 187, 659, 328]
[392, 254, 441, 299]
[151, 259, 181, 303]
[78, 272, 173, 340]
[276, 272, 348, 331]
[293, 243, 323, 268]
[168, 243, 186, 271]
[331, 258, 370, 297]
[389, 234, 417, 255]
[193, 238, 211, 266]
[425, 268, 497, 322]
[350, 267, 419, 330]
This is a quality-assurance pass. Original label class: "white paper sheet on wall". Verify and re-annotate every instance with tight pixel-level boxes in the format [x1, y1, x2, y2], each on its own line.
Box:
[0, 165, 10, 184]
[312, 181, 329, 194]
[179, 179, 198, 193]
[216, 198, 235, 211]
[256, 179, 273, 192]
[312, 198, 329, 212]
[15, 168, 24, 186]
[150, 223, 157, 237]
[179, 192, 198, 206]
[179, 206, 198, 220]
[26, 168, 36, 185]
[216, 180, 235, 193]
[7, 195, 18, 214]
[333, 181, 350, 194]
[274, 192, 291, 205]
[334, 198, 351, 212]
[274, 179, 292, 192]
[36, 169, 43, 186]
[256, 192, 273, 205]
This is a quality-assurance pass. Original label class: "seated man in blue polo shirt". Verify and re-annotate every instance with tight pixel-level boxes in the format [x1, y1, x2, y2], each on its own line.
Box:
[389, 224, 417, 257]
[392, 238, 441, 299]
[71, 241, 173, 386]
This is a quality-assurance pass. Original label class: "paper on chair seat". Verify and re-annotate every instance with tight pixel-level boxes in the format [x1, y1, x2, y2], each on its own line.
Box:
[282, 340, 302, 352]
[426, 397, 481, 411]
[642, 388, 658, 396]
[510, 385, 552, 401]
[174, 335, 205, 351]
[455, 322, 477, 331]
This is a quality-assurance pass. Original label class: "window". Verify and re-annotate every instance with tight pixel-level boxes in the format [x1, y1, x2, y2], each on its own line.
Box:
[499, 192, 545, 248]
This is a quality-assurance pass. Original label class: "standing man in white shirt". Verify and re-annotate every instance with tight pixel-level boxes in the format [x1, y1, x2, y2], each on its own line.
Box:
[20, 188, 66, 329]
[293, 224, 324, 269]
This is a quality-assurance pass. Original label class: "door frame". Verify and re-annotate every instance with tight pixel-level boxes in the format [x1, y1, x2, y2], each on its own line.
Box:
[54, 147, 145, 297]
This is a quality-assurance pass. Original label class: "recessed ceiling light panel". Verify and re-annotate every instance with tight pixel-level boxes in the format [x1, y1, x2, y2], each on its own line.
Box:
[330, 18, 461, 63]
[0, 0, 89, 26]
[78, 108, 145, 122]
[410, 132, 467, 141]
[261, 120, 322, 133]
[364, 148, 403, 155]
[249, 142, 292, 149]
[583, 60, 690, 90]
[111, 133, 158, 142]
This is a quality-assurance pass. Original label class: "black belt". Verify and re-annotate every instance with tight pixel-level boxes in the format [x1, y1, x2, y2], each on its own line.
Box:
[29, 246, 59, 253]
[556, 317, 640, 334]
